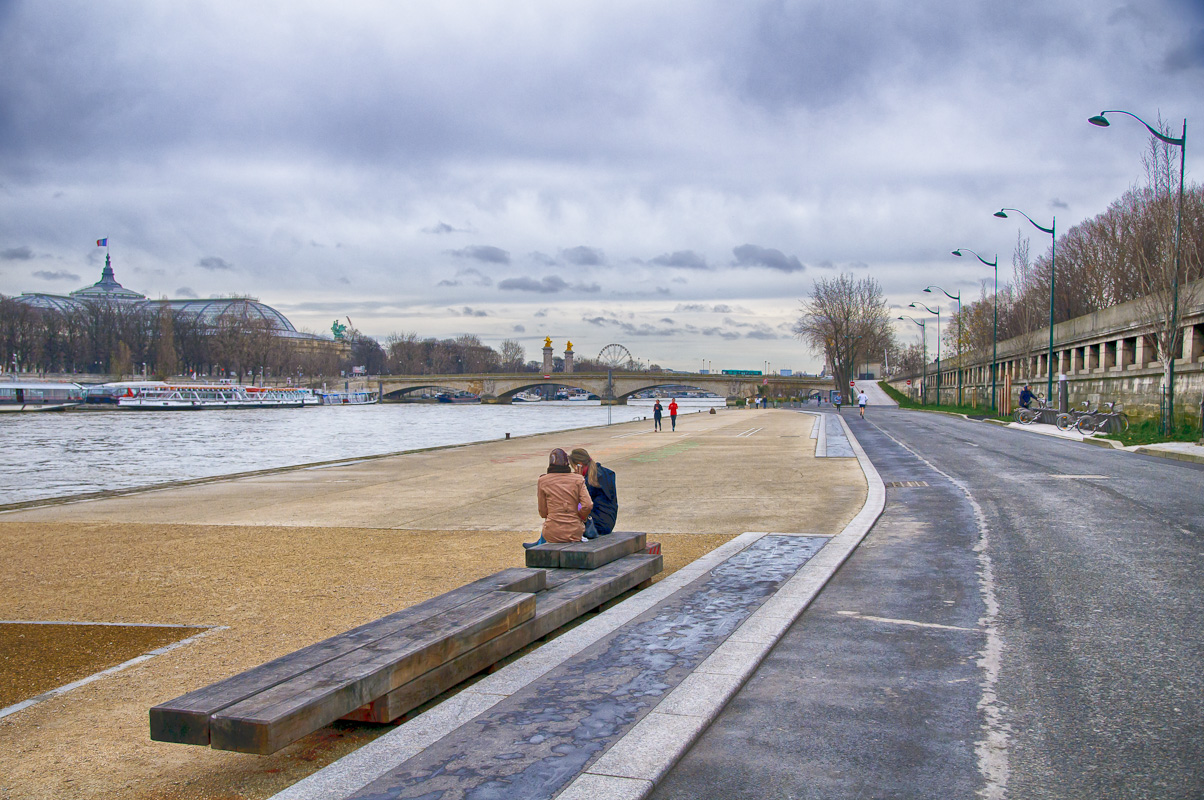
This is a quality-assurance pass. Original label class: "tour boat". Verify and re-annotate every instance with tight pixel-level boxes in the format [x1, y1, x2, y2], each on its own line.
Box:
[0, 381, 86, 412]
[319, 389, 379, 405]
[566, 389, 593, 401]
[116, 383, 320, 409]
[512, 390, 543, 403]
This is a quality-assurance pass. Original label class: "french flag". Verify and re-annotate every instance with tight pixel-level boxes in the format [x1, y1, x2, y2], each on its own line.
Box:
[96, 238, 107, 247]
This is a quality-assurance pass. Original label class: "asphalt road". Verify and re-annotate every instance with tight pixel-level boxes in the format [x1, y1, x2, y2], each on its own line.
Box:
[652, 407, 1204, 800]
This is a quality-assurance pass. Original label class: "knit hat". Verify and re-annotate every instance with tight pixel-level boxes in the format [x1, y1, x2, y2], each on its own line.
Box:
[548, 448, 570, 467]
[568, 448, 591, 465]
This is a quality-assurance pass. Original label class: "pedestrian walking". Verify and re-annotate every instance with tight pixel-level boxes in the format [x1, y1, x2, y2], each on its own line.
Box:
[668, 398, 678, 431]
[653, 400, 663, 431]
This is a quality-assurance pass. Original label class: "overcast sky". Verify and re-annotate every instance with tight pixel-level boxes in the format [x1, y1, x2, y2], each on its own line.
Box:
[2, 1, 1201, 372]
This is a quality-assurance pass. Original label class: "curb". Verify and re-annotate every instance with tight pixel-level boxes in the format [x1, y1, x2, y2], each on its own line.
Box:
[271, 414, 887, 800]
[1133, 447, 1204, 465]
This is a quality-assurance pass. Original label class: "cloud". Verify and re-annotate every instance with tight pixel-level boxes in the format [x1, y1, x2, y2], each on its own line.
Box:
[447, 245, 510, 264]
[459, 306, 488, 317]
[32, 269, 79, 281]
[1050, 198, 1069, 209]
[745, 329, 779, 340]
[651, 250, 708, 270]
[498, 275, 600, 293]
[512, 324, 526, 332]
[175, 286, 198, 298]
[438, 267, 494, 288]
[197, 256, 234, 271]
[529, 251, 559, 266]
[674, 303, 747, 313]
[423, 221, 470, 234]
[561, 246, 605, 266]
[534, 309, 548, 318]
[732, 244, 804, 273]
[2, 246, 34, 260]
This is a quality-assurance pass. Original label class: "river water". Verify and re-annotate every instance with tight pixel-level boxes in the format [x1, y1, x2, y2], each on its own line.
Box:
[1, 398, 725, 505]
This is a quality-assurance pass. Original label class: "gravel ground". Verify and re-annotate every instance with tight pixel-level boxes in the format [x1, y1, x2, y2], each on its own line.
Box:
[0, 522, 731, 800]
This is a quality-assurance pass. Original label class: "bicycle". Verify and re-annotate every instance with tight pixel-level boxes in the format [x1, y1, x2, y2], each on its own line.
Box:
[1075, 402, 1130, 435]
[1014, 394, 1047, 425]
[1055, 400, 1095, 432]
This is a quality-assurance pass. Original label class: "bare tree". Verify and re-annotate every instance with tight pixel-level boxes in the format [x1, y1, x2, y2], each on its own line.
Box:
[499, 339, 525, 371]
[1132, 126, 1202, 424]
[794, 273, 894, 402]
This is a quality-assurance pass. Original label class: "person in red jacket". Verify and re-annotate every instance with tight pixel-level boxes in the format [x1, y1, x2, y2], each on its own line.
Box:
[668, 398, 679, 431]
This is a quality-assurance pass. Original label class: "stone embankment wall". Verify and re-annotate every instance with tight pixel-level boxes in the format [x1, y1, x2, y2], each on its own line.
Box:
[888, 277, 1204, 425]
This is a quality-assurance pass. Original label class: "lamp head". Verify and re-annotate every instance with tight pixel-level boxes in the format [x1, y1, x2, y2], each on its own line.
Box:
[908, 302, 917, 308]
[993, 210, 1008, 218]
[952, 249, 963, 257]
[923, 287, 933, 293]
[1088, 114, 1110, 128]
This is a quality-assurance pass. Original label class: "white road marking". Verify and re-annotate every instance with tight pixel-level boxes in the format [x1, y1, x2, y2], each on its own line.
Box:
[836, 610, 981, 633]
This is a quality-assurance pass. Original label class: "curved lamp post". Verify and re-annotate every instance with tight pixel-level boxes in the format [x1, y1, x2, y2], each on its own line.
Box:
[898, 315, 927, 403]
[953, 249, 999, 410]
[996, 208, 1056, 404]
[925, 284, 962, 405]
[1090, 109, 1187, 434]
[909, 301, 941, 404]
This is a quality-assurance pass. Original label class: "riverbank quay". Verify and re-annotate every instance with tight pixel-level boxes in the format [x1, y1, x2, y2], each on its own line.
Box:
[0, 409, 867, 799]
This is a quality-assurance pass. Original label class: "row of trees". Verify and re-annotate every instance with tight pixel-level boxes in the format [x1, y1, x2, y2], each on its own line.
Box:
[0, 297, 344, 381]
[945, 134, 1202, 390]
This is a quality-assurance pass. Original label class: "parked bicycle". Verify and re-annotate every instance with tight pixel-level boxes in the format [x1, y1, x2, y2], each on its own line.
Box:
[1075, 402, 1130, 435]
[1014, 393, 1047, 424]
[1055, 400, 1095, 432]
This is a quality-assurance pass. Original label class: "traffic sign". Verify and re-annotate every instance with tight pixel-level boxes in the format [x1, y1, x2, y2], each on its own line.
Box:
[849, 380, 855, 387]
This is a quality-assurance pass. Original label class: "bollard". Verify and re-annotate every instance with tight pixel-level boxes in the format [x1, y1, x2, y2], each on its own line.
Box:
[505, 432, 510, 439]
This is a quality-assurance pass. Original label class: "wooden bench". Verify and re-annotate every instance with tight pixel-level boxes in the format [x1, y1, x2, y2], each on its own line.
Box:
[150, 535, 661, 754]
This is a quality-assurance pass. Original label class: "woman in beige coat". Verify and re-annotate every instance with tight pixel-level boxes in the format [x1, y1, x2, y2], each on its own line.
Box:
[525, 448, 593, 548]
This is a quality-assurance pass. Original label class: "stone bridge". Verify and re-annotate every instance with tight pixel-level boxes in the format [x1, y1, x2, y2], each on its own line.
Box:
[376, 371, 833, 404]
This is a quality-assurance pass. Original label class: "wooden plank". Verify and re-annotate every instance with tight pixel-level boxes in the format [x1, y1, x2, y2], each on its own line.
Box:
[524, 542, 570, 569]
[559, 531, 646, 569]
[149, 567, 543, 745]
[209, 591, 535, 754]
[342, 553, 663, 724]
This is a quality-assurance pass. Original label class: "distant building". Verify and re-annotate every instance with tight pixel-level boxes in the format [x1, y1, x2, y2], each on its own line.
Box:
[15, 255, 325, 343]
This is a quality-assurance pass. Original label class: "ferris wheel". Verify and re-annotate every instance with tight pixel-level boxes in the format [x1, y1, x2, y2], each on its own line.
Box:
[597, 343, 635, 370]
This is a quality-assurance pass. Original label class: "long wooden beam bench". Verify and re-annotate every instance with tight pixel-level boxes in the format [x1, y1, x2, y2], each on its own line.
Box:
[150, 533, 661, 755]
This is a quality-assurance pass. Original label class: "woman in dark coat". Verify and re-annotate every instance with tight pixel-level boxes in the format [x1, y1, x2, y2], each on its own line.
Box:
[568, 448, 617, 537]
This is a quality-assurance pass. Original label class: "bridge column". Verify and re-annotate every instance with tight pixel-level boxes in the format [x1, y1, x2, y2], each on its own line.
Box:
[564, 348, 574, 373]
[542, 344, 554, 373]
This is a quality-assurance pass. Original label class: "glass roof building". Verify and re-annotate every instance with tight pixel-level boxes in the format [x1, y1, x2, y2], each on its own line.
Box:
[15, 256, 325, 341]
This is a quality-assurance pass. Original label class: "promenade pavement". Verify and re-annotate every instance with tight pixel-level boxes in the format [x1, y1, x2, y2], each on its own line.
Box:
[0, 407, 868, 800]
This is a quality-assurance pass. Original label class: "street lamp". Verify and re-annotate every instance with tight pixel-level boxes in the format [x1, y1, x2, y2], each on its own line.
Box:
[909, 302, 941, 404]
[925, 284, 962, 405]
[1090, 109, 1187, 435]
[898, 315, 927, 403]
[995, 208, 1056, 405]
[953, 249, 1000, 410]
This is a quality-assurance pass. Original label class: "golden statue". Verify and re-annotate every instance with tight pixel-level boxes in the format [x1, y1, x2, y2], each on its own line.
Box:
[544, 336, 552, 348]
[565, 341, 573, 352]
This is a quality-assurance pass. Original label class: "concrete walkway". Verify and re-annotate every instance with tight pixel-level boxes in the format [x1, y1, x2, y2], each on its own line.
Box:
[268, 411, 884, 800]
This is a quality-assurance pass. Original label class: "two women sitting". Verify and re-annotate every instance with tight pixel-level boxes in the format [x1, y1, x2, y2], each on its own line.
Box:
[525, 447, 619, 548]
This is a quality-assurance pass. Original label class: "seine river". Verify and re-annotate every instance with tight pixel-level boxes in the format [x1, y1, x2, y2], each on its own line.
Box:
[1, 398, 725, 505]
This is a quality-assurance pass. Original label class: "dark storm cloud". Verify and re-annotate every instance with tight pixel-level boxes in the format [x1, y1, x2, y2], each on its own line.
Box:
[2, 246, 34, 260]
[176, 286, 198, 298]
[650, 250, 708, 269]
[448, 246, 510, 264]
[561, 246, 605, 266]
[197, 256, 234, 271]
[732, 244, 804, 273]
[32, 269, 79, 281]
[499, 275, 600, 293]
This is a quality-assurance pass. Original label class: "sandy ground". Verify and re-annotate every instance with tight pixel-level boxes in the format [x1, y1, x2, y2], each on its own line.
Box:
[0, 409, 865, 800]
